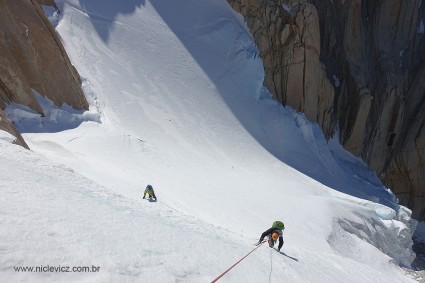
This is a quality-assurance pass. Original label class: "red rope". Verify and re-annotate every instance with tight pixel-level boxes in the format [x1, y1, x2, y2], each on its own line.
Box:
[210, 240, 266, 283]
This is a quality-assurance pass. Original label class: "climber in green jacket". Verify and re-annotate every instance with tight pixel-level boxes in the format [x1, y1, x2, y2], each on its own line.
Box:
[143, 184, 157, 201]
[257, 221, 285, 251]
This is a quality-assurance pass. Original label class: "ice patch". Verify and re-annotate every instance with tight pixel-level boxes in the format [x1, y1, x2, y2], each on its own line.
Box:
[329, 208, 416, 267]
[41, 5, 61, 28]
[82, 78, 103, 120]
[5, 89, 100, 133]
[374, 205, 397, 220]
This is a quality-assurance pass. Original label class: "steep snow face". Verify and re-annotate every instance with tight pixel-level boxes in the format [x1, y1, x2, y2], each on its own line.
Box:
[0, 0, 418, 282]
[0, 140, 415, 282]
[0, 140, 261, 283]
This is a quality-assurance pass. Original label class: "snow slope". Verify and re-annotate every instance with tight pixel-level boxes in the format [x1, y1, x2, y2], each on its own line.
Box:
[0, 0, 418, 282]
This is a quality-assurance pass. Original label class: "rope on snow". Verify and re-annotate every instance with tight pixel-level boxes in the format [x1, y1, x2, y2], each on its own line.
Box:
[210, 239, 267, 283]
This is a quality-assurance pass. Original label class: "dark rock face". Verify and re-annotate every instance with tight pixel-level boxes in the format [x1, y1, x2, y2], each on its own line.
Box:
[0, 0, 88, 147]
[227, 0, 335, 138]
[228, 0, 425, 219]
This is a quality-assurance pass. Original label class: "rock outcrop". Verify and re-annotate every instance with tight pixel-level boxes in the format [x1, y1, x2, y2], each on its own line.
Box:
[0, 0, 88, 144]
[228, 0, 335, 138]
[228, 0, 425, 219]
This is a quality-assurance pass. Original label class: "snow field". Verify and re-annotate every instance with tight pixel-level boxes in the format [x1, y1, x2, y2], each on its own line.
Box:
[0, 0, 420, 282]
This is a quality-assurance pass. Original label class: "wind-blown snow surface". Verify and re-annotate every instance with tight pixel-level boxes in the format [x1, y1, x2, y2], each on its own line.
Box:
[0, 0, 418, 282]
